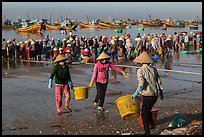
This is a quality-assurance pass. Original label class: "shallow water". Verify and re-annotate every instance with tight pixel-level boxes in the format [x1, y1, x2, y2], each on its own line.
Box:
[2, 24, 202, 43]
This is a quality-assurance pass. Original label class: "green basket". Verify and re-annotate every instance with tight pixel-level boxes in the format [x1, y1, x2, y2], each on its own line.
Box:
[196, 49, 201, 53]
[182, 50, 188, 54]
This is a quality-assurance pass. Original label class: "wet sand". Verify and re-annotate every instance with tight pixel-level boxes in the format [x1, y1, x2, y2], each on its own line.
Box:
[2, 59, 202, 135]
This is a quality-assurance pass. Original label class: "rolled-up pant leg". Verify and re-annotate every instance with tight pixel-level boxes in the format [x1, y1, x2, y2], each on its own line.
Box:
[63, 85, 70, 109]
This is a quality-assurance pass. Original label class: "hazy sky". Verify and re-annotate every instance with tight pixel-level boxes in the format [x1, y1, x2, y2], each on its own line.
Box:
[2, 2, 202, 21]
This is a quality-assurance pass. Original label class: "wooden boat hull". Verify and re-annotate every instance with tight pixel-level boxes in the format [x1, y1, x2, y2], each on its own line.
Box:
[98, 22, 127, 29]
[189, 25, 199, 30]
[165, 22, 185, 27]
[98, 22, 112, 27]
[142, 21, 163, 26]
[79, 23, 99, 28]
[15, 24, 41, 33]
[60, 24, 78, 30]
[2, 24, 15, 29]
[45, 24, 61, 30]
[109, 25, 126, 29]
[53, 21, 60, 26]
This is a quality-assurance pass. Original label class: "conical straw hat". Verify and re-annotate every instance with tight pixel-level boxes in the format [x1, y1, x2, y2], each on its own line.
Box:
[133, 52, 153, 63]
[53, 47, 58, 51]
[96, 52, 110, 60]
[31, 41, 35, 44]
[54, 54, 68, 63]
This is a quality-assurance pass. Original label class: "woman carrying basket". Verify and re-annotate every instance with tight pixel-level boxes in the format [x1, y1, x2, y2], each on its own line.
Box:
[48, 54, 74, 115]
[88, 52, 127, 111]
[132, 51, 164, 135]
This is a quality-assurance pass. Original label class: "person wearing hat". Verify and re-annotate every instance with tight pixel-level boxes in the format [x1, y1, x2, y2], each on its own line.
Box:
[88, 52, 127, 111]
[51, 47, 59, 62]
[48, 54, 74, 115]
[163, 35, 173, 59]
[109, 38, 118, 62]
[132, 51, 164, 135]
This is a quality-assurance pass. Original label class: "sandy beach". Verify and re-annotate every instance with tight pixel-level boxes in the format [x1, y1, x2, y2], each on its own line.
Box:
[2, 60, 202, 135]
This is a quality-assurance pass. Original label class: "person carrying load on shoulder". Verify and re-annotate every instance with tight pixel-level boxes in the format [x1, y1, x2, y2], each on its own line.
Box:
[48, 54, 74, 115]
[131, 51, 164, 135]
[88, 52, 127, 111]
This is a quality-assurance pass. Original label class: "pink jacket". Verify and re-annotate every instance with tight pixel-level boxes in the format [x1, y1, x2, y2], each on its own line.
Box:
[91, 61, 124, 83]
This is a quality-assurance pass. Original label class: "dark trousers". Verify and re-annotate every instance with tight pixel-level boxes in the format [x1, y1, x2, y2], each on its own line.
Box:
[94, 82, 108, 107]
[2, 50, 7, 59]
[142, 96, 158, 134]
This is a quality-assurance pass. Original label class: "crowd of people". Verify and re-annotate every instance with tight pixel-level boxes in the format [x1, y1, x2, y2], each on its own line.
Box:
[2, 31, 202, 64]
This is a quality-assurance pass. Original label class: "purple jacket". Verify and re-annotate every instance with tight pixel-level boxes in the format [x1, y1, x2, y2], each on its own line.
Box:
[91, 61, 124, 83]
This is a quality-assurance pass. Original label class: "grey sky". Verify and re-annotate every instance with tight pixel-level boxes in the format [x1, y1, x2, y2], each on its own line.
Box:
[2, 2, 202, 21]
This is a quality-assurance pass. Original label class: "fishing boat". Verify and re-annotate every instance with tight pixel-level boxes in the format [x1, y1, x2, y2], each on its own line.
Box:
[59, 19, 78, 30]
[2, 19, 15, 29]
[142, 21, 163, 26]
[79, 22, 99, 28]
[165, 19, 185, 27]
[98, 21, 113, 28]
[2, 24, 15, 29]
[99, 21, 127, 29]
[14, 24, 41, 33]
[189, 24, 199, 30]
[141, 16, 163, 26]
[60, 23, 78, 30]
[45, 24, 61, 30]
[165, 22, 185, 27]
[110, 20, 128, 29]
[53, 20, 60, 26]
[79, 20, 100, 28]
[129, 20, 140, 25]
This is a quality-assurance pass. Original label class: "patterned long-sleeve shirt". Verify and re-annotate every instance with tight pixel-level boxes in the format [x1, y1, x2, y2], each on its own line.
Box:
[91, 61, 124, 83]
[137, 64, 163, 96]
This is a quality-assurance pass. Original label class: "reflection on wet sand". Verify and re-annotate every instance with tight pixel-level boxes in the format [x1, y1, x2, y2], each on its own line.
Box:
[173, 51, 180, 66]
[157, 58, 163, 69]
[164, 55, 173, 77]
[195, 54, 201, 64]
